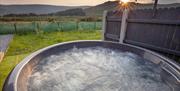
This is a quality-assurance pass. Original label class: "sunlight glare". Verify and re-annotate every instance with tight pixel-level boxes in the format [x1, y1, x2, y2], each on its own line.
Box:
[121, 0, 129, 3]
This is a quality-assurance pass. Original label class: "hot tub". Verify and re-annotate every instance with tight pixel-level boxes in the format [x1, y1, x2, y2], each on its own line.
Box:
[3, 41, 180, 91]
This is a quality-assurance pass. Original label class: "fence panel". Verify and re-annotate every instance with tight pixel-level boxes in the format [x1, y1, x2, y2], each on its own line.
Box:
[16, 22, 35, 34]
[40, 22, 60, 32]
[0, 21, 102, 34]
[79, 22, 96, 30]
[104, 11, 123, 41]
[125, 7, 180, 56]
[104, 8, 180, 61]
[0, 23, 15, 34]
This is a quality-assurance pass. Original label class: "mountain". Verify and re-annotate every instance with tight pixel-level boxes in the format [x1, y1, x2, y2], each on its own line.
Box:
[1, 1, 180, 17]
[50, 8, 86, 16]
[84, 1, 180, 16]
[84, 1, 119, 16]
[0, 4, 90, 16]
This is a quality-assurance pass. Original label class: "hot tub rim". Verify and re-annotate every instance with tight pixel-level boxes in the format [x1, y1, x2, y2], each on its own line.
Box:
[3, 40, 180, 91]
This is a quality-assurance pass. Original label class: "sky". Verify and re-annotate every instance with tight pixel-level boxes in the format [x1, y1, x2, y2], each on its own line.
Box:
[0, 0, 180, 6]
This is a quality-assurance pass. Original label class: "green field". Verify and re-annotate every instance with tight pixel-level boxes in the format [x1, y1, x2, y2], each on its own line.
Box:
[0, 30, 101, 90]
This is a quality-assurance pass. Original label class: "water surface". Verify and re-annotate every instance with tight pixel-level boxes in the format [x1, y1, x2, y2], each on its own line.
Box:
[28, 47, 171, 91]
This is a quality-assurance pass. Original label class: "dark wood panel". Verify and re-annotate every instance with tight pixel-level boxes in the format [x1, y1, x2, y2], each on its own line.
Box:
[124, 40, 180, 56]
[125, 23, 179, 49]
[105, 33, 119, 40]
[106, 21, 121, 36]
[127, 19, 180, 25]
[128, 7, 180, 20]
[104, 10, 122, 43]
[107, 18, 122, 22]
[104, 8, 180, 62]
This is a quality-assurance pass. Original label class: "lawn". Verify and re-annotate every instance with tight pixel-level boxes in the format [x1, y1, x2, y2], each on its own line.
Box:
[0, 30, 101, 90]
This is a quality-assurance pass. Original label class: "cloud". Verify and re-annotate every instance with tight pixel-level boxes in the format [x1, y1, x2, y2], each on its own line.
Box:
[158, 0, 180, 4]
[1, 0, 180, 5]
[136, 0, 180, 4]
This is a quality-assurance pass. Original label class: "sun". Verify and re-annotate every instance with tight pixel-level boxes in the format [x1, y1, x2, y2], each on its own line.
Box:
[119, 0, 131, 10]
[121, 0, 129, 3]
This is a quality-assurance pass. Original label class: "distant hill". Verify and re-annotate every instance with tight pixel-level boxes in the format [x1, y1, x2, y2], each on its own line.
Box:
[84, 1, 180, 16]
[50, 8, 86, 16]
[1, 1, 180, 17]
[84, 1, 119, 16]
[0, 4, 90, 16]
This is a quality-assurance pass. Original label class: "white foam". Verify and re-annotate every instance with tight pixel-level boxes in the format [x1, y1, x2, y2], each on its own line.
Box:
[28, 47, 171, 91]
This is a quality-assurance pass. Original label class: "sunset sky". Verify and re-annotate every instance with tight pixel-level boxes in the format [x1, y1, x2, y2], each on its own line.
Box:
[0, 0, 180, 6]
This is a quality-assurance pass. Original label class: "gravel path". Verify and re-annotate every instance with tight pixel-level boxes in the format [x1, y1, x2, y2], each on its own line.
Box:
[0, 35, 13, 52]
[0, 34, 13, 62]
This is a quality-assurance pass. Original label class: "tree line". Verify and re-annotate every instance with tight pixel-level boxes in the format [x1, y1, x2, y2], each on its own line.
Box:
[3, 8, 86, 17]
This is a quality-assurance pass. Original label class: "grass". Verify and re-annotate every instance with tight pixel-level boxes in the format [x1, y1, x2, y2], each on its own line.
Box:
[0, 30, 101, 90]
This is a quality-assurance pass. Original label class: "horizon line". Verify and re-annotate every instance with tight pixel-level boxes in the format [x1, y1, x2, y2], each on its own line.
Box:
[0, 3, 94, 6]
[0, 2, 179, 6]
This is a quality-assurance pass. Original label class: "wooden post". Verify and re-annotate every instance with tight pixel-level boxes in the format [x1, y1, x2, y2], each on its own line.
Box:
[57, 22, 60, 31]
[94, 21, 96, 30]
[102, 11, 108, 40]
[120, 9, 129, 43]
[14, 23, 17, 34]
[153, 0, 158, 17]
[59, 22, 63, 31]
[0, 52, 4, 62]
[76, 21, 79, 31]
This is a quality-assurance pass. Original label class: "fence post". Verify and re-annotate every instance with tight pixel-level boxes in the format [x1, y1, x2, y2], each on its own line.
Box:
[57, 22, 61, 31]
[94, 21, 96, 30]
[76, 21, 79, 30]
[120, 9, 129, 43]
[59, 22, 63, 31]
[14, 23, 17, 34]
[102, 11, 108, 40]
[0, 52, 4, 62]
[37, 23, 40, 33]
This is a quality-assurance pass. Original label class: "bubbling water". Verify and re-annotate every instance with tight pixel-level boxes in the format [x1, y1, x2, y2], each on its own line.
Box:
[28, 47, 171, 91]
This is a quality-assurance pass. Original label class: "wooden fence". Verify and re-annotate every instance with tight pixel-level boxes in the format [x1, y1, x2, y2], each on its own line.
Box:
[103, 7, 180, 62]
[103, 10, 123, 42]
